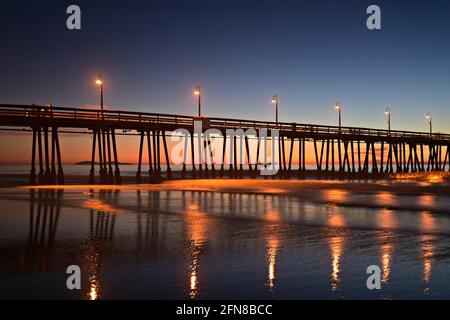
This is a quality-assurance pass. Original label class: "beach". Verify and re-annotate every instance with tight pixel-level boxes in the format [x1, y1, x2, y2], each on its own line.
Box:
[1, 173, 450, 299]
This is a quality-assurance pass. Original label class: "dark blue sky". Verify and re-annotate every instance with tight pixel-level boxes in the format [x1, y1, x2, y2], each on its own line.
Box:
[1, 0, 449, 132]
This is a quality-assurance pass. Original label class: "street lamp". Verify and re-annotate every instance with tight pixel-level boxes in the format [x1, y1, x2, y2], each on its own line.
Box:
[335, 102, 342, 128]
[194, 85, 201, 116]
[95, 74, 104, 111]
[271, 95, 278, 125]
[385, 107, 391, 131]
[426, 112, 432, 134]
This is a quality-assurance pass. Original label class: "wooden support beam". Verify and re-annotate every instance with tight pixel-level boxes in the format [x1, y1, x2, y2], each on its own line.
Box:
[106, 129, 113, 183]
[190, 131, 196, 178]
[152, 130, 158, 174]
[302, 138, 306, 170]
[281, 136, 287, 173]
[89, 130, 97, 184]
[371, 142, 378, 174]
[157, 130, 161, 174]
[29, 129, 37, 185]
[313, 139, 320, 171]
[111, 129, 121, 184]
[245, 135, 251, 173]
[331, 139, 335, 172]
[51, 127, 56, 182]
[43, 127, 50, 183]
[54, 128, 64, 184]
[207, 137, 216, 177]
[413, 144, 420, 172]
[426, 144, 432, 172]
[97, 130, 104, 183]
[101, 130, 107, 180]
[420, 144, 425, 171]
[337, 138, 342, 172]
[233, 135, 238, 177]
[255, 135, 260, 177]
[319, 139, 325, 172]
[288, 137, 294, 173]
[182, 132, 188, 178]
[406, 144, 412, 173]
[37, 128, 44, 184]
[147, 131, 153, 174]
[350, 141, 355, 173]
[357, 140, 361, 172]
[203, 138, 209, 177]
[363, 142, 370, 173]
[344, 141, 351, 172]
[136, 131, 144, 181]
[393, 143, 400, 173]
[278, 135, 282, 175]
[220, 133, 226, 177]
[162, 131, 172, 178]
[325, 139, 330, 172]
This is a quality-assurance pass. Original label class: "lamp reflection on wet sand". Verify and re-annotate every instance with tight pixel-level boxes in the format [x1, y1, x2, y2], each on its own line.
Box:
[376, 192, 398, 208]
[418, 195, 436, 208]
[377, 211, 395, 286]
[421, 211, 437, 233]
[83, 206, 117, 300]
[264, 202, 281, 290]
[377, 208, 397, 230]
[89, 278, 100, 300]
[327, 208, 345, 293]
[380, 242, 393, 284]
[267, 236, 279, 290]
[422, 234, 434, 295]
[264, 204, 281, 291]
[184, 202, 211, 299]
[327, 208, 346, 292]
[420, 211, 436, 295]
[324, 189, 349, 205]
[85, 240, 101, 300]
[327, 207, 346, 229]
[329, 234, 344, 293]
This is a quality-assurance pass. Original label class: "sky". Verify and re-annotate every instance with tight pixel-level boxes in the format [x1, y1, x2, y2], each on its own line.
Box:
[0, 0, 449, 164]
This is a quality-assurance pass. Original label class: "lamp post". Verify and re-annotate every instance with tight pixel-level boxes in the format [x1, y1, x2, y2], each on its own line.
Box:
[271, 95, 278, 125]
[96, 75, 104, 111]
[335, 102, 342, 128]
[426, 112, 432, 134]
[385, 107, 391, 131]
[194, 86, 201, 116]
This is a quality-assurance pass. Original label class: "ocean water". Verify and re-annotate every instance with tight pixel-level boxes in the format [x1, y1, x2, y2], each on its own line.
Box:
[1, 179, 450, 300]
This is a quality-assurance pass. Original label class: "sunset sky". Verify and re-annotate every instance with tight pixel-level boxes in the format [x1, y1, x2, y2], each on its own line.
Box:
[1, 0, 449, 164]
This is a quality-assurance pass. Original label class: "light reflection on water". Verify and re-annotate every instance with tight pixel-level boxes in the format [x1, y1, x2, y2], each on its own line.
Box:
[184, 202, 211, 299]
[1, 186, 450, 299]
[329, 234, 344, 294]
[380, 242, 393, 285]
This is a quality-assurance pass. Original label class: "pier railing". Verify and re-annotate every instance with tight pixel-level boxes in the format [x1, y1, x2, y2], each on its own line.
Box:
[1, 103, 449, 142]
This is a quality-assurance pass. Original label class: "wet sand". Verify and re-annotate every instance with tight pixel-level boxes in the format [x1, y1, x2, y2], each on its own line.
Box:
[18, 177, 450, 196]
[2, 175, 450, 299]
[11, 178, 449, 214]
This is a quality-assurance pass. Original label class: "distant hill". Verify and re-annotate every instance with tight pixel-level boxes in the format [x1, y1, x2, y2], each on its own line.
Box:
[75, 161, 134, 165]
